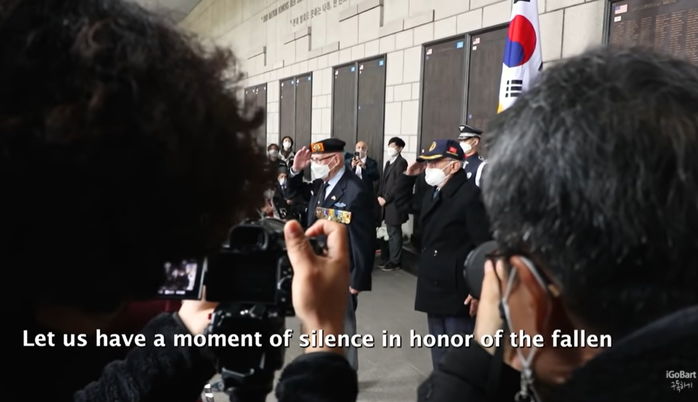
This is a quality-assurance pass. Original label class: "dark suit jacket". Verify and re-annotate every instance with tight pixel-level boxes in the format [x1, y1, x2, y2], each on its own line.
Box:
[288, 168, 375, 291]
[346, 155, 381, 225]
[378, 155, 409, 225]
[399, 169, 491, 315]
[344, 155, 379, 190]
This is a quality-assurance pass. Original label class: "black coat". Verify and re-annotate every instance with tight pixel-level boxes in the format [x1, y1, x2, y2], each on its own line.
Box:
[273, 304, 698, 402]
[10, 311, 360, 402]
[10, 313, 217, 401]
[418, 304, 698, 402]
[288, 168, 375, 291]
[346, 155, 382, 226]
[378, 155, 409, 225]
[400, 169, 491, 315]
[345, 155, 380, 191]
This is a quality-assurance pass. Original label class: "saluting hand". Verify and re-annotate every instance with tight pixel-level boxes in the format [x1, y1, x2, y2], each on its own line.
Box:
[405, 160, 426, 176]
[293, 146, 312, 172]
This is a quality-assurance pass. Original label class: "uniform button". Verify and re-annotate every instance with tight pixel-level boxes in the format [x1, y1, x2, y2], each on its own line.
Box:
[433, 249, 438, 256]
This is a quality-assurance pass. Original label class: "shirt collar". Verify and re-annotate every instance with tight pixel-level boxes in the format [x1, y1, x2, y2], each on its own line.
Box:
[326, 165, 346, 186]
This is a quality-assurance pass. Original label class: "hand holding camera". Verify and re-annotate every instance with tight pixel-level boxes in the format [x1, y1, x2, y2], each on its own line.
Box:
[285, 219, 349, 354]
[464, 241, 508, 356]
[351, 152, 364, 168]
[179, 298, 219, 335]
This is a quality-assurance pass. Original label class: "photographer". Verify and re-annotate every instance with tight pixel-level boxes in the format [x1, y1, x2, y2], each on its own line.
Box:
[3, 1, 354, 401]
[418, 47, 698, 401]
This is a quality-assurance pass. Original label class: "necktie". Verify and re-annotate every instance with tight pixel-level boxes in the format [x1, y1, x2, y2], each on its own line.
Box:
[318, 182, 328, 205]
[432, 187, 439, 200]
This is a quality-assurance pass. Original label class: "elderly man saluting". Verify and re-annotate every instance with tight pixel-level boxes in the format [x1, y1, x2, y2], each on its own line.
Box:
[400, 139, 491, 368]
[287, 138, 375, 370]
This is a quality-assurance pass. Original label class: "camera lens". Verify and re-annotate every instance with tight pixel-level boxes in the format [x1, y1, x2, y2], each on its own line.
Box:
[463, 240, 497, 299]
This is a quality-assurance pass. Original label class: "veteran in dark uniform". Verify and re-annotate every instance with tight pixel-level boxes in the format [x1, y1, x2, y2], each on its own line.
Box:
[399, 139, 491, 368]
[287, 138, 375, 370]
[458, 124, 487, 188]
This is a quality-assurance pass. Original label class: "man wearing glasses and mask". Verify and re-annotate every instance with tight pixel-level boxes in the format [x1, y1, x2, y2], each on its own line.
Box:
[288, 138, 375, 370]
[402, 139, 492, 368]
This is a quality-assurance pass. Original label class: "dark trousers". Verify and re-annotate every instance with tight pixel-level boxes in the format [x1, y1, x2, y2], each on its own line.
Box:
[345, 293, 358, 370]
[387, 223, 403, 265]
[426, 314, 475, 368]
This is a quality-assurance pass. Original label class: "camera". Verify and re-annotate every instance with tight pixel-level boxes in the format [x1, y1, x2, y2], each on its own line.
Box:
[158, 218, 325, 400]
[463, 240, 498, 299]
[157, 217, 324, 316]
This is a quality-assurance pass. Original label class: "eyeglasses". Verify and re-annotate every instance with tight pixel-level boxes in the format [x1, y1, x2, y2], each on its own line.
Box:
[310, 155, 335, 163]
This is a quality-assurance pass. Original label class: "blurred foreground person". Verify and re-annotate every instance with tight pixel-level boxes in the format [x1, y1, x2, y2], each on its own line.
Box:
[418, 47, 698, 402]
[2, 1, 355, 401]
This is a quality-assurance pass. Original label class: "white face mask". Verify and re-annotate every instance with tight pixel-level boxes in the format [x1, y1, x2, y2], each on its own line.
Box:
[282, 141, 292, 150]
[278, 178, 286, 186]
[460, 141, 472, 154]
[501, 257, 547, 402]
[424, 164, 451, 187]
[268, 150, 279, 158]
[356, 150, 367, 158]
[311, 160, 331, 180]
[387, 147, 399, 157]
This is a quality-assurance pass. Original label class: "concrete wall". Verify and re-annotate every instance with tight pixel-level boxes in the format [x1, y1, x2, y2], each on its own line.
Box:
[180, 0, 607, 233]
[181, 0, 605, 153]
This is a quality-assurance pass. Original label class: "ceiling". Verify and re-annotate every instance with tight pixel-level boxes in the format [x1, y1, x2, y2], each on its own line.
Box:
[131, 0, 202, 22]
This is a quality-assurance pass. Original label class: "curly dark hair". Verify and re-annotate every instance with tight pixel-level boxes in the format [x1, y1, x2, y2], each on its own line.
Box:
[0, 0, 273, 311]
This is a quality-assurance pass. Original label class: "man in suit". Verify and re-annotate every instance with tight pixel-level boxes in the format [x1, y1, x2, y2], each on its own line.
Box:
[458, 124, 487, 188]
[346, 141, 381, 225]
[287, 138, 375, 370]
[346, 140, 380, 190]
[399, 139, 491, 368]
[377, 137, 409, 271]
